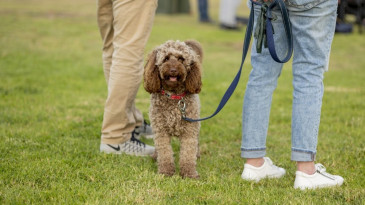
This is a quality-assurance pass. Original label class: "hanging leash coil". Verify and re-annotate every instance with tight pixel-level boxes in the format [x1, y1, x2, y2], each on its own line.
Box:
[183, 0, 293, 122]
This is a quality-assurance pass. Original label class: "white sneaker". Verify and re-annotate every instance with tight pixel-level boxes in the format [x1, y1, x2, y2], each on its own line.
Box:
[241, 157, 286, 182]
[100, 135, 155, 157]
[294, 163, 344, 190]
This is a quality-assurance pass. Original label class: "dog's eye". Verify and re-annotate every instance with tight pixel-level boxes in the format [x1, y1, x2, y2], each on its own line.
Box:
[178, 56, 185, 62]
[163, 56, 170, 62]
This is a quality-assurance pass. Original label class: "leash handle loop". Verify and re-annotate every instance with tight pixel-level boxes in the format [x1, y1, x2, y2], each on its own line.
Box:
[266, 0, 293, 63]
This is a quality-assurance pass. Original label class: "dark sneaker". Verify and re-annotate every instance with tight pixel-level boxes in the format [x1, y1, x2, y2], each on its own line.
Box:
[100, 133, 155, 156]
[134, 120, 154, 139]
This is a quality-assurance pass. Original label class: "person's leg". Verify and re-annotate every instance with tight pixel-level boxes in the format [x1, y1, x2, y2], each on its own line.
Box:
[97, 0, 113, 83]
[132, 105, 144, 127]
[97, 0, 144, 127]
[289, 0, 337, 169]
[241, 4, 287, 161]
[240, 4, 288, 181]
[288, 0, 343, 189]
[100, 0, 157, 145]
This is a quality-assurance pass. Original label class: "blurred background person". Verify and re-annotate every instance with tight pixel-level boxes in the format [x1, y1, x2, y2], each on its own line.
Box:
[219, 0, 242, 30]
[198, 0, 213, 23]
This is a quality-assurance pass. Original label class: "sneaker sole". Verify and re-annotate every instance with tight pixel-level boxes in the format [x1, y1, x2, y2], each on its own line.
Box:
[100, 150, 153, 157]
[241, 171, 285, 182]
[294, 181, 344, 190]
[294, 184, 343, 190]
[268, 172, 286, 179]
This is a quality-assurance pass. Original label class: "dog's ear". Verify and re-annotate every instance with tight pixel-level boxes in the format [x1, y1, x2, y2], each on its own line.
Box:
[185, 40, 203, 94]
[185, 62, 202, 94]
[184, 40, 203, 63]
[144, 50, 161, 93]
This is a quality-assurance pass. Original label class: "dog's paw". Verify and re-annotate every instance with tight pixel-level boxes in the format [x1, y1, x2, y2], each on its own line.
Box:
[180, 163, 199, 179]
[159, 171, 175, 177]
[180, 171, 200, 179]
[158, 163, 175, 177]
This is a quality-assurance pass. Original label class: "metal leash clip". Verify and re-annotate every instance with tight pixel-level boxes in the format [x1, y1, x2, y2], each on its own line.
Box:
[178, 98, 186, 118]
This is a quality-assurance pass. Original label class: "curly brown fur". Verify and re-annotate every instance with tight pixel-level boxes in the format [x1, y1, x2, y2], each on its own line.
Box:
[144, 40, 203, 179]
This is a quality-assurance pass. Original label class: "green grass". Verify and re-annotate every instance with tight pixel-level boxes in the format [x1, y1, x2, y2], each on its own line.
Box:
[1, 0, 364, 204]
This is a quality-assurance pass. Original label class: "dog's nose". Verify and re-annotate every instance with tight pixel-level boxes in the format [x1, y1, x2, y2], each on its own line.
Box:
[169, 68, 177, 75]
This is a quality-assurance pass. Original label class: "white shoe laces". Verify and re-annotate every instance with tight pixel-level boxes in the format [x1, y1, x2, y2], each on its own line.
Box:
[265, 157, 280, 170]
[315, 163, 336, 180]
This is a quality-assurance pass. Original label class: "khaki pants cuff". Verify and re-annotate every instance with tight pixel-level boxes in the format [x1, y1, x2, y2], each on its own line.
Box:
[101, 133, 131, 144]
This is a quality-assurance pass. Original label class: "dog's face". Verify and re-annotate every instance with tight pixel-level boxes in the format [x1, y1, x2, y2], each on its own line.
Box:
[159, 53, 188, 91]
[144, 40, 203, 94]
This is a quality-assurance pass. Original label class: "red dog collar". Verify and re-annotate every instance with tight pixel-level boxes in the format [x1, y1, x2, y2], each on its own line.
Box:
[161, 90, 186, 100]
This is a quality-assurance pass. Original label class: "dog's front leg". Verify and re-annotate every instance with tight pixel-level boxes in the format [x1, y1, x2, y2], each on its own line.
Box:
[179, 134, 199, 179]
[154, 133, 175, 177]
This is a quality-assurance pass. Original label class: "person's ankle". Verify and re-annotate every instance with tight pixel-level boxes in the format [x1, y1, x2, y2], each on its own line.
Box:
[246, 158, 265, 167]
[297, 161, 316, 175]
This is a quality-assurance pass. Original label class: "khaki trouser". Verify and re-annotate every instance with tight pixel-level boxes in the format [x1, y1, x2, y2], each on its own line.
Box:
[97, 0, 157, 144]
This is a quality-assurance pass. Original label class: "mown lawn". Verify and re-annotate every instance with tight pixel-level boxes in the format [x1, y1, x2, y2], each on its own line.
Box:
[0, 0, 364, 204]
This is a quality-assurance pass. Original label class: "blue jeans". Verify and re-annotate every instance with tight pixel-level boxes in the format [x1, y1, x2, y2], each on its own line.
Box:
[241, 0, 338, 161]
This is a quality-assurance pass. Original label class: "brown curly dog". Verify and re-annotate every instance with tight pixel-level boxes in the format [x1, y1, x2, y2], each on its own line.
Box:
[144, 40, 203, 179]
